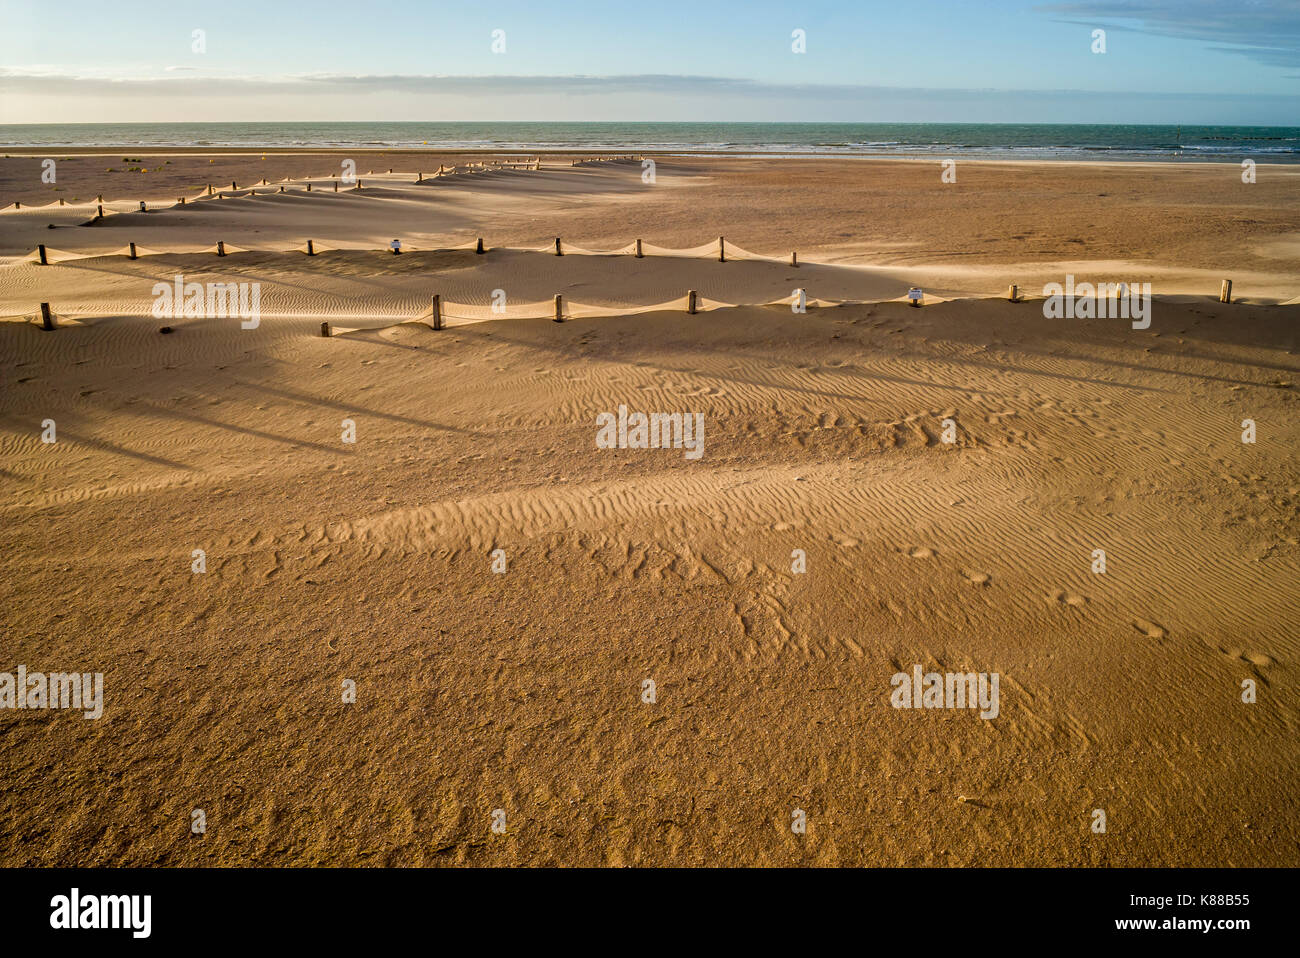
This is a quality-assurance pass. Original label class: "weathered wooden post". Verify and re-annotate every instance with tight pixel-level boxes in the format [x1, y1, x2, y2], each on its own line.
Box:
[232, 181, 237, 190]
[791, 251, 798, 267]
[217, 241, 226, 257]
[139, 201, 146, 211]
[553, 294, 563, 322]
[334, 181, 338, 192]
[476, 238, 485, 254]
[555, 237, 563, 256]
[40, 302, 54, 330]
[96, 204, 104, 218]
[635, 238, 643, 258]
[37, 244, 48, 265]
[320, 322, 331, 337]
[1220, 279, 1232, 303]
[687, 290, 698, 314]
[129, 242, 137, 260]
[718, 236, 726, 262]
[1007, 284, 1020, 302]
[306, 183, 311, 192]
[207, 185, 214, 195]
[431, 294, 443, 331]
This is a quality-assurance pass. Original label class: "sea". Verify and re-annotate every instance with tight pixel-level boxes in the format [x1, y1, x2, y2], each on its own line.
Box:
[2, 122, 1297, 162]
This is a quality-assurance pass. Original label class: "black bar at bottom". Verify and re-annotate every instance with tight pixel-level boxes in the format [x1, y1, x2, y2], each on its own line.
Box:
[0, 867, 1279, 945]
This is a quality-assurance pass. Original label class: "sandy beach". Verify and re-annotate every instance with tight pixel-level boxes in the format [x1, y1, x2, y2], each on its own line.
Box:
[1, 153, 1297, 866]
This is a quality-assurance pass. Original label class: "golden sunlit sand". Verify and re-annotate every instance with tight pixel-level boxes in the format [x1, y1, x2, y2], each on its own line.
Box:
[1, 155, 1297, 866]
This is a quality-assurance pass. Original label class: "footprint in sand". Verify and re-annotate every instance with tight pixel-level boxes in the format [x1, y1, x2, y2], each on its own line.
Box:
[835, 536, 860, 548]
[1046, 589, 1088, 606]
[1242, 650, 1274, 667]
[963, 570, 991, 586]
[1132, 618, 1167, 639]
[908, 546, 935, 559]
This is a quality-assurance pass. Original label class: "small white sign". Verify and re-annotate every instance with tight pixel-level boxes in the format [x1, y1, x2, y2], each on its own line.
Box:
[907, 287, 923, 301]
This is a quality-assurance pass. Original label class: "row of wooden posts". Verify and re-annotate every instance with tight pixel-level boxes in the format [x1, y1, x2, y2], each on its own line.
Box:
[316, 288, 700, 337]
[13, 157, 620, 216]
[10, 158, 646, 212]
[571, 156, 641, 165]
[34, 235, 778, 264]
[25, 241, 1240, 306]
[72, 164, 544, 222]
[34, 275, 1240, 335]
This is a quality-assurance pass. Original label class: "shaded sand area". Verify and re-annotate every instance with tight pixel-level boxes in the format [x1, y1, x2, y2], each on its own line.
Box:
[0, 156, 1297, 866]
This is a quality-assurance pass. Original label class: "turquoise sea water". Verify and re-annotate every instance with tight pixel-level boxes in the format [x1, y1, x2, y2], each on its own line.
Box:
[2, 122, 1297, 161]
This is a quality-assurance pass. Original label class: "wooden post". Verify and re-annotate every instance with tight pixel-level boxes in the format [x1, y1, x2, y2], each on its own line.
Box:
[96, 204, 104, 218]
[791, 251, 798, 268]
[687, 290, 698, 314]
[417, 173, 423, 183]
[232, 181, 237, 190]
[40, 302, 54, 330]
[555, 237, 563, 256]
[635, 238, 643, 258]
[207, 185, 213, 195]
[431, 294, 442, 331]
[306, 240, 315, 256]
[320, 322, 331, 338]
[129, 242, 137, 260]
[97, 194, 103, 203]
[718, 236, 726, 262]
[178, 197, 185, 205]
[476, 238, 485, 254]
[58, 198, 65, 206]
[334, 181, 338, 193]
[37, 244, 47, 265]
[306, 183, 311, 192]
[553, 294, 563, 322]
[1220, 279, 1232, 304]
[1007, 284, 1020, 302]
[217, 241, 225, 257]
[139, 201, 146, 211]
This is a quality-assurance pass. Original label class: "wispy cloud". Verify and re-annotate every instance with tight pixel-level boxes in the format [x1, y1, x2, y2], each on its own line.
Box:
[0, 68, 1289, 100]
[1037, 0, 1300, 70]
[2, 68, 1293, 124]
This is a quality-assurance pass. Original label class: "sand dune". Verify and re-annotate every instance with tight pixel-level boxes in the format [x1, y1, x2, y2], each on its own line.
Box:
[0, 155, 1297, 866]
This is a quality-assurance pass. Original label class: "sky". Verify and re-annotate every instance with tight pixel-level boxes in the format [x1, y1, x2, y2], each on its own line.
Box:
[1, 0, 1297, 124]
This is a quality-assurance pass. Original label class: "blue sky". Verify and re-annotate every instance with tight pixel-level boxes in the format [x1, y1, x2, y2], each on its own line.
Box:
[1, 0, 1297, 123]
